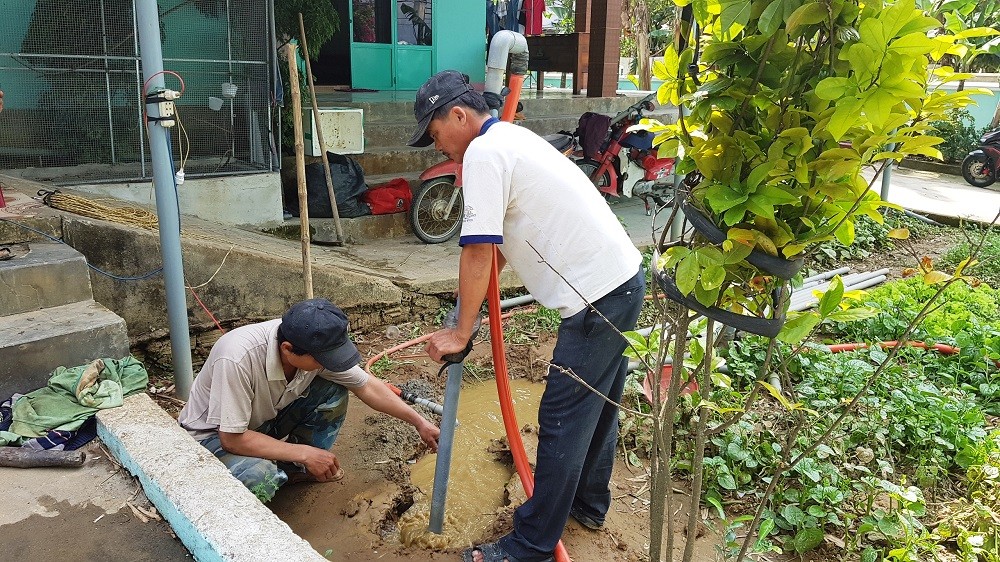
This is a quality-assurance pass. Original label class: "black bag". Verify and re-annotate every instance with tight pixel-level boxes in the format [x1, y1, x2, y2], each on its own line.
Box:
[577, 112, 611, 160]
[285, 153, 371, 219]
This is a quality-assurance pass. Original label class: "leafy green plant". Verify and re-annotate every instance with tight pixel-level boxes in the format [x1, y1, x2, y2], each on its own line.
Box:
[648, 0, 990, 319]
[929, 108, 985, 163]
[936, 429, 1000, 561]
[941, 227, 1000, 287]
[857, 479, 942, 562]
[810, 210, 939, 268]
[274, 0, 340, 154]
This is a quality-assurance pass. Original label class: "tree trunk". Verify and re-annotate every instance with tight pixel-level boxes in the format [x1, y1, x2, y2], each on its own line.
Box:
[634, 0, 651, 91]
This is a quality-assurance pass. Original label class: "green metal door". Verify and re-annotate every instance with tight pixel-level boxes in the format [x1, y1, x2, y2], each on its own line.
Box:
[350, 0, 434, 90]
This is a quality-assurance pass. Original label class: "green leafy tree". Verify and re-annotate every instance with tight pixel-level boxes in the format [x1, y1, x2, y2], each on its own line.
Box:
[649, 0, 989, 314]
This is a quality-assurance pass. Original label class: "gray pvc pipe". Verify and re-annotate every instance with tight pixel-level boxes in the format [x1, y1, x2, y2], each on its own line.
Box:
[136, 0, 194, 399]
[802, 266, 850, 284]
[484, 30, 528, 118]
[500, 294, 536, 309]
[429, 360, 463, 534]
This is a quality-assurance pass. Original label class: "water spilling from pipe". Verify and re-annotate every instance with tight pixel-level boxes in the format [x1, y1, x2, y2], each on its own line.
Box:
[397, 378, 543, 549]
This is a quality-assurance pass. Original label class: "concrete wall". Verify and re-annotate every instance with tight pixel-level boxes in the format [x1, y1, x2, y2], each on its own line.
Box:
[72, 172, 284, 228]
[59, 217, 405, 337]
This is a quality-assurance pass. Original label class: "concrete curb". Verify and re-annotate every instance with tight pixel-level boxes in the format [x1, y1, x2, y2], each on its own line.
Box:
[96, 394, 326, 562]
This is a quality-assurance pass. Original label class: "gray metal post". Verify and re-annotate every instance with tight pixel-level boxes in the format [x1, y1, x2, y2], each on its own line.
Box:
[135, 0, 194, 400]
[881, 160, 893, 201]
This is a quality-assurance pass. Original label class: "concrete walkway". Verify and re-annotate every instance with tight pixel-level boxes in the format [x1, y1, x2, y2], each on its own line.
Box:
[880, 165, 1000, 225]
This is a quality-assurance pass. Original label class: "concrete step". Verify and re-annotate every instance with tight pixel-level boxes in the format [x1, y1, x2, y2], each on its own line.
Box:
[353, 146, 447, 177]
[0, 300, 130, 398]
[271, 212, 414, 243]
[0, 242, 93, 316]
[328, 95, 645, 124]
[364, 115, 584, 149]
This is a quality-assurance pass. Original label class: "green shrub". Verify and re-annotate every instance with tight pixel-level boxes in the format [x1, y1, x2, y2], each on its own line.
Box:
[940, 228, 1000, 288]
[809, 210, 939, 269]
[929, 108, 984, 164]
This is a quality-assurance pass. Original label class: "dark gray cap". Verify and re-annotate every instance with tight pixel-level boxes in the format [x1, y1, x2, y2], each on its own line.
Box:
[408, 70, 476, 147]
[280, 298, 361, 372]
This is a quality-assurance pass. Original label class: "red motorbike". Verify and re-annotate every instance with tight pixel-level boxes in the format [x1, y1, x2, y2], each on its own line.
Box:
[575, 92, 676, 214]
[409, 31, 574, 243]
[962, 128, 1000, 187]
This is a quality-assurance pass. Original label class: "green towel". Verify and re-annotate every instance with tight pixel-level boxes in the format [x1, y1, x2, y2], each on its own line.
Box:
[5, 356, 149, 440]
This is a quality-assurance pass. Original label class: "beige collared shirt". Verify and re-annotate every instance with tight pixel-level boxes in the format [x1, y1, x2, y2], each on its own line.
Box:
[178, 319, 368, 440]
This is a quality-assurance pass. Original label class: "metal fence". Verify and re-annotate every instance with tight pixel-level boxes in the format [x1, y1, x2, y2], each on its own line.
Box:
[0, 0, 276, 183]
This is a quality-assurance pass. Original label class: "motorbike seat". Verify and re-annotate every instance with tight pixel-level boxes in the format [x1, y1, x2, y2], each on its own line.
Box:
[542, 133, 575, 154]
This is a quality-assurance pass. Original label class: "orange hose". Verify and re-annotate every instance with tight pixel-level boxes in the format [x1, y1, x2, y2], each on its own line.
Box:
[365, 306, 538, 397]
[828, 339, 1000, 368]
[487, 245, 571, 562]
[827, 341, 960, 355]
[500, 74, 525, 123]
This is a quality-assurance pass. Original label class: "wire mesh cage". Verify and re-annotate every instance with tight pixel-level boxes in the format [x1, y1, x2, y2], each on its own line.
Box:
[0, 0, 275, 183]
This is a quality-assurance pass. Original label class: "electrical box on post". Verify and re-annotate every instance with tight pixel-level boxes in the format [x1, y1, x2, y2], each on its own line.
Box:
[145, 88, 180, 128]
[304, 107, 364, 156]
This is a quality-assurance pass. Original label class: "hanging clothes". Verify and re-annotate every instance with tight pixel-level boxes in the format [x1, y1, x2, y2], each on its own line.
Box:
[523, 0, 545, 35]
[487, 0, 501, 39]
[505, 0, 522, 32]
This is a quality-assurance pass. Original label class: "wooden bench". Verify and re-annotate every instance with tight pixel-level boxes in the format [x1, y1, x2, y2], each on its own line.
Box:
[526, 33, 589, 95]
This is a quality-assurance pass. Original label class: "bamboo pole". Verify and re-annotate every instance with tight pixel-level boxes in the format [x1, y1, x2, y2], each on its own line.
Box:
[298, 12, 346, 246]
[286, 42, 314, 299]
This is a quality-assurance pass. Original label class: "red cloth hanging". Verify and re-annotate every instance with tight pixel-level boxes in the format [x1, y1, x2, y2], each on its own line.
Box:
[524, 0, 545, 35]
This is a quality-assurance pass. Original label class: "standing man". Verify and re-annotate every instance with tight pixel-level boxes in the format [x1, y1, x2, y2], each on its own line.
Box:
[178, 298, 440, 502]
[412, 71, 645, 562]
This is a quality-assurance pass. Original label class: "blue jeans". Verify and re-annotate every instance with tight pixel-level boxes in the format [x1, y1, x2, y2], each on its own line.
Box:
[198, 376, 349, 502]
[500, 269, 646, 561]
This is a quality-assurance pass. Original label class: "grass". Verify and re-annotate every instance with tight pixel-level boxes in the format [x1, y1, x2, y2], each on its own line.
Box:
[940, 226, 1000, 287]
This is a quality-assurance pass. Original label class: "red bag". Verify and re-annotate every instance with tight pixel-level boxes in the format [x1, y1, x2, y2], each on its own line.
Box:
[362, 178, 412, 215]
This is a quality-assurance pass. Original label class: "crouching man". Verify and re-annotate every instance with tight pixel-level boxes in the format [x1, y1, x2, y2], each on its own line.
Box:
[178, 298, 440, 502]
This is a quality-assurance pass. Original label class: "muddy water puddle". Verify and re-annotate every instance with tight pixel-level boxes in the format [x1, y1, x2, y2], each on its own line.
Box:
[397, 378, 543, 549]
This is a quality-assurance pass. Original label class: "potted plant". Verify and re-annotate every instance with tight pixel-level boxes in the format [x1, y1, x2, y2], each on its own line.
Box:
[647, 0, 991, 336]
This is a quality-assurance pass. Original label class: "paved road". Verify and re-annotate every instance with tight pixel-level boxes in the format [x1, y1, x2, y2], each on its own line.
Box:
[880, 165, 1000, 225]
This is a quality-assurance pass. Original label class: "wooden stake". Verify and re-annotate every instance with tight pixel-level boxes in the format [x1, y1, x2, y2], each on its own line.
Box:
[299, 12, 346, 246]
[286, 42, 314, 299]
[0, 448, 86, 468]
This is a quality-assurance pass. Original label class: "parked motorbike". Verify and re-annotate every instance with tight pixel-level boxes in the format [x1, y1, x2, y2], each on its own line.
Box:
[962, 129, 1000, 187]
[575, 92, 676, 214]
[410, 31, 573, 244]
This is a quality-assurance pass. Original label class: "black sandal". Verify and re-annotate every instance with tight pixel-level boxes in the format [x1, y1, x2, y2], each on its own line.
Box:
[461, 541, 553, 562]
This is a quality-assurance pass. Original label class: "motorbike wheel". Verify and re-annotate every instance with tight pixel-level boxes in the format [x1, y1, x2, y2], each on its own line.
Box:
[962, 153, 996, 187]
[410, 177, 463, 244]
[576, 159, 613, 192]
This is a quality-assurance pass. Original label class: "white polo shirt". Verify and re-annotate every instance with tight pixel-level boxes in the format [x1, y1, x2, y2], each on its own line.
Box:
[178, 319, 368, 440]
[459, 121, 642, 317]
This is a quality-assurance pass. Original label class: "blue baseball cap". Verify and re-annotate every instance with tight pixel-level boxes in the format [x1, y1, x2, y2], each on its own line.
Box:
[408, 70, 477, 147]
[281, 298, 361, 372]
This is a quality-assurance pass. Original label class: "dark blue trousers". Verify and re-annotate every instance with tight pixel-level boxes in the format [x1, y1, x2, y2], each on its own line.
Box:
[500, 269, 645, 561]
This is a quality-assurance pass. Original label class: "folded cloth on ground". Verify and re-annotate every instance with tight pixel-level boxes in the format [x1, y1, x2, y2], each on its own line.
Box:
[2, 357, 148, 442]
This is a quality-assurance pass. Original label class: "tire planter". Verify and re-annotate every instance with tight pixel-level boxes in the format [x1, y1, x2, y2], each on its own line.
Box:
[680, 196, 805, 280]
[654, 269, 787, 338]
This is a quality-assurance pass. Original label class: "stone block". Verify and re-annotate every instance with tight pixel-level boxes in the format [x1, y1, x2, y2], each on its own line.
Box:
[0, 300, 129, 398]
[0, 242, 92, 316]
